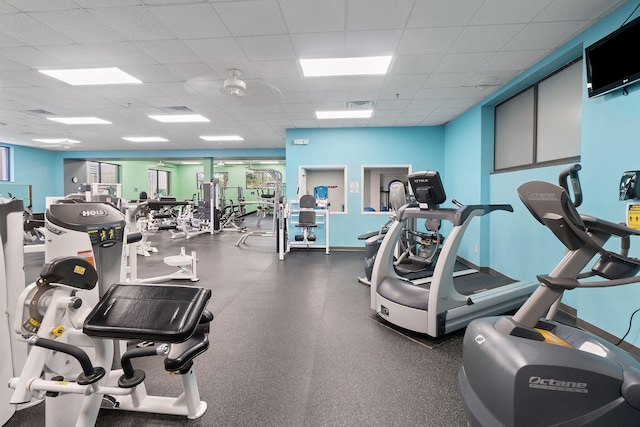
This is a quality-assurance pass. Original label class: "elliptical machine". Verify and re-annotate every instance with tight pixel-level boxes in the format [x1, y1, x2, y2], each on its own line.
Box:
[458, 165, 640, 426]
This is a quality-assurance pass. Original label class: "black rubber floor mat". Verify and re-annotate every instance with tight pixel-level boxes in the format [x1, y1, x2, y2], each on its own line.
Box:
[368, 313, 464, 349]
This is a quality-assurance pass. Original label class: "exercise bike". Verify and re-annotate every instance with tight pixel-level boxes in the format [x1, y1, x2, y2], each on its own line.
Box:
[9, 256, 212, 427]
[458, 165, 640, 426]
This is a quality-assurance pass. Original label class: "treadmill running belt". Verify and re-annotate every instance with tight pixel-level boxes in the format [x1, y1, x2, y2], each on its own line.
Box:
[453, 272, 515, 296]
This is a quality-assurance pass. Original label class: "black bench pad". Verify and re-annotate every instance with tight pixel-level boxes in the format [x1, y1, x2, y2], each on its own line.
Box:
[84, 283, 211, 343]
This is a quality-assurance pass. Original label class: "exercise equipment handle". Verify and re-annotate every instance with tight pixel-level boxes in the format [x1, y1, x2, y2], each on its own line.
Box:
[559, 164, 583, 207]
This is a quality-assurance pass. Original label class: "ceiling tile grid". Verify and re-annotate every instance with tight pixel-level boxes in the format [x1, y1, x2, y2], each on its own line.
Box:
[0, 0, 628, 151]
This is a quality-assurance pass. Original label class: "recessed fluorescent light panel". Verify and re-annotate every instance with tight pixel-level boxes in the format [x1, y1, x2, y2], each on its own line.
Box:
[315, 110, 373, 119]
[47, 117, 112, 125]
[200, 135, 244, 141]
[123, 137, 169, 142]
[260, 161, 280, 164]
[149, 114, 210, 123]
[181, 161, 202, 165]
[300, 56, 392, 77]
[224, 161, 245, 165]
[39, 67, 141, 85]
[33, 138, 80, 144]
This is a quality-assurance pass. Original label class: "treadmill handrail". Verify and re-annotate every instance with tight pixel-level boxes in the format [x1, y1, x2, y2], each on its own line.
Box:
[397, 203, 513, 226]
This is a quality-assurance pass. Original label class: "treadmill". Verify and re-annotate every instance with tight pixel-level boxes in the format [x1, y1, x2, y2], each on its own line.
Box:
[370, 171, 537, 337]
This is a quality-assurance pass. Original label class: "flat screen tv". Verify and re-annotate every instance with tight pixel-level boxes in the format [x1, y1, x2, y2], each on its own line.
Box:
[585, 14, 640, 98]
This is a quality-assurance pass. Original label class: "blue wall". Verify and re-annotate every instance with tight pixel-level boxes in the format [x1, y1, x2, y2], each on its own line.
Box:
[447, 2, 640, 343]
[0, 145, 59, 212]
[286, 127, 444, 247]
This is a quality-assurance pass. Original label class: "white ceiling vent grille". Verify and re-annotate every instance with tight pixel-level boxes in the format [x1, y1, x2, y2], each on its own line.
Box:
[346, 101, 375, 110]
[24, 109, 55, 116]
[161, 106, 193, 113]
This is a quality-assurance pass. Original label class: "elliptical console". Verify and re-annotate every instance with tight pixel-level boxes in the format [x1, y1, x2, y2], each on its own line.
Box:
[458, 165, 640, 426]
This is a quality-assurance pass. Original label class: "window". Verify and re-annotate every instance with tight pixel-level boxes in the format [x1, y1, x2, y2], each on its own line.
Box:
[87, 161, 120, 183]
[0, 147, 9, 181]
[148, 169, 170, 197]
[494, 59, 582, 171]
[246, 170, 274, 189]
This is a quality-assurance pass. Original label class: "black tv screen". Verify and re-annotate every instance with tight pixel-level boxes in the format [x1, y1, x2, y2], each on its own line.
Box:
[585, 14, 640, 98]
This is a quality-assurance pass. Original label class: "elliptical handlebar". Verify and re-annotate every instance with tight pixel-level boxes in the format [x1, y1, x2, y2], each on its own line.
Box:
[558, 163, 583, 208]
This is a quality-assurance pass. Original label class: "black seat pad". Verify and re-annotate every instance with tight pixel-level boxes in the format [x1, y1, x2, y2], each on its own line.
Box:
[84, 283, 211, 343]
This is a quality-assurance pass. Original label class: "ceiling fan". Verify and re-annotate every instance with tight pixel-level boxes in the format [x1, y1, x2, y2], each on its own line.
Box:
[147, 161, 173, 168]
[34, 136, 80, 149]
[223, 69, 249, 96]
[185, 68, 282, 98]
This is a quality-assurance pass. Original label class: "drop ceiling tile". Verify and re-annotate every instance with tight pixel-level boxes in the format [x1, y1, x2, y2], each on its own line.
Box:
[449, 24, 524, 53]
[280, 103, 314, 113]
[280, 92, 313, 103]
[374, 99, 410, 110]
[408, 0, 481, 28]
[37, 44, 116, 67]
[424, 72, 474, 88]
[535, 0, 626, 22]
[164, 63, 217, 81]
[378, 86, 418, 100]
[121, 64, 180, 83]
[74, 0, 141, 7]
[0, 13, 73, 46]
[134, 39, 202, 64]
[368, 117, 398, 126]
[439, 98, 481, 109]
[0, 55, 27, 71]
[289, 119, 319, 128]
[503, 21, 592, 51]
[280, 0, 345, 33]
[88, 5, 175, 41]
[389, 54, 444, 75]
[0, 32, 22, 48]
[252, 60, 300, 79]
[31, 9, 124, 43]
[291, 32, 346, 58]
[0, 46, 66, 68]
[407, 99, 443, 109]
[415, 86, 484, 100]
[237, 35, 297, 61]
[433, 52, 493, 73]
[383, 74, 428, 90]
[479, 50, 549, 72]
[150, 3, 230, 39]
[1, 69, 59, 86]
[396, 27, 463, 55]
[185, 38, 248, 63]
[346, 30, 402, 56]
[0, 2, 19, 13]
[3, 0, 78, 12]
[0, 73, 32, 87]
[82, 42, 157, 65]
[470, 0, 553, 25]
[347, 0, 413, 31]
[213, 0, 286, 37]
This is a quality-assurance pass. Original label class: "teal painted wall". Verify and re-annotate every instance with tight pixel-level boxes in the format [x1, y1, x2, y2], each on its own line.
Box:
[446, 2, 640, 343]
[0, 145, 59, 212]
[286, 127, 444, 247]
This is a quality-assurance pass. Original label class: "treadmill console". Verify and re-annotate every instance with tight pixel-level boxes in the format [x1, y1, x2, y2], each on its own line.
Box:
[408, 171, 446, 210]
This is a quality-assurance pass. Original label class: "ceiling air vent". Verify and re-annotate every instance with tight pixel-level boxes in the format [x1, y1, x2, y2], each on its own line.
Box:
[24, 109, 55, 116]
[161, 106, 193, 113]
[346, 101, 375, 110]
